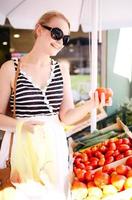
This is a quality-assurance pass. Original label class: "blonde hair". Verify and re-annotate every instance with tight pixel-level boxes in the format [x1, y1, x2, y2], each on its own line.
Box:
[34, 10, 70, 38]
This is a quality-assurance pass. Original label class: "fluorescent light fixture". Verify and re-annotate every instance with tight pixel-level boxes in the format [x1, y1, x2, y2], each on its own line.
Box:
[114, 28, 132, 82]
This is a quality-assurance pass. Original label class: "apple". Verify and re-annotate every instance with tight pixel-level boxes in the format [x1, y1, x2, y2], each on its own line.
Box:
[87, 181, 96, 188]
[124, 177, 132, 189]
[102, 184, 118, 196]
[127, 169, 132, 177]
[87, 187, 103, 198]
[85, 195, 101, 200]
[116, 164, 128, 175]
[94, 172, 110, 187]
[71, 180, 88, 200]
[111, 174, 126, 191]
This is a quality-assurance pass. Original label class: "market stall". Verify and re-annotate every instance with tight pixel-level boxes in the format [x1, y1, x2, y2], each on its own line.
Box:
[67, 118, 132, 200]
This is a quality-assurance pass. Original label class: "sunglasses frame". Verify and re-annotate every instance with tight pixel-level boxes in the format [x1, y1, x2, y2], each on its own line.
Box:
[41, 25, 70, 46]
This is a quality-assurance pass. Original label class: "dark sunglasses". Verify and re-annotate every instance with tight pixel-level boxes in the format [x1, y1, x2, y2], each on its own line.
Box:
[41, 25, 70, 46]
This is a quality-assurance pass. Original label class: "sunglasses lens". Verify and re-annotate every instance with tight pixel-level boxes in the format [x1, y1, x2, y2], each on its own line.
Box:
[63, 36, 70, 46]
[51, 28, 63, 40]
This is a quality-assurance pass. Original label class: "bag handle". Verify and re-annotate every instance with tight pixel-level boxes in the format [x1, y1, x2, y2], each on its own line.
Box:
[7, 61, 20, 165]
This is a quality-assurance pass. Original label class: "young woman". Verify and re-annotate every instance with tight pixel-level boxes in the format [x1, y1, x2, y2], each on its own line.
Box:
[0, 11, 111, 199]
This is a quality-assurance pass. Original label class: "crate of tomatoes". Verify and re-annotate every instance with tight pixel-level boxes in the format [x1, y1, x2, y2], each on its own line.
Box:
[71, 120, 132, 200]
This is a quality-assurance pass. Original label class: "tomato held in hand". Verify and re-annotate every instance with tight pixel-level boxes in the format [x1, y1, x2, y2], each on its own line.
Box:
[96, 87, 113, 103]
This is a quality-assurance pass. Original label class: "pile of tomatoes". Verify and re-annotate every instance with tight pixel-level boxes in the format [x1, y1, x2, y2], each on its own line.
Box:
[73, 137, 132, 182]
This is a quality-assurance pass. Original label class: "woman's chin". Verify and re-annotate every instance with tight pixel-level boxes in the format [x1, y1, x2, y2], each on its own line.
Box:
[50, 50, 60, 57]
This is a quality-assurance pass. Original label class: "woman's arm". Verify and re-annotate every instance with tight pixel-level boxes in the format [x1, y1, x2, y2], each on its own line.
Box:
[59, 64, 111, 125]
[0, 61, 17, 131]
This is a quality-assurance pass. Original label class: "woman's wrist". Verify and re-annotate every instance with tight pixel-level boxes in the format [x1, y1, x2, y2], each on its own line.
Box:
[85, 99, 96, 112]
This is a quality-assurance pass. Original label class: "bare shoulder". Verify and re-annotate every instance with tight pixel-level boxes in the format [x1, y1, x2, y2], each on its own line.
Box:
[0, 60, 15, 72]
[0, 60, 15, 78]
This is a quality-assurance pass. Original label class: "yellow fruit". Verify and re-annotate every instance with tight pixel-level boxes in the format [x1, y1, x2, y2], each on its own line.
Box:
[85, 195, 101, 200]
[102, 184, 118, 196]
[124, 177, 132, 189]
[87, 187, 102, 198]
[72, 188, 88, 200]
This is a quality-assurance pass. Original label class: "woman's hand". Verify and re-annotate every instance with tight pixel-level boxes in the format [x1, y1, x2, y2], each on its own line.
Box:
[89, 90, 112, 109]
[22, 120, 44, 133]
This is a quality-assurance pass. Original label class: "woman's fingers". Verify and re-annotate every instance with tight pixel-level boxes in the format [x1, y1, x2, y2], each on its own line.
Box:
[105, 97, 113, 106]
[94, 91, 100, 106]
[89, 88, 113, 109]
[100, 92, 105, 106]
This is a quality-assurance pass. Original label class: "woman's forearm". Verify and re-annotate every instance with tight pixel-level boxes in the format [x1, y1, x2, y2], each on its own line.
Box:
[0, 114, 17, 131]
[60, 99, 96, 125]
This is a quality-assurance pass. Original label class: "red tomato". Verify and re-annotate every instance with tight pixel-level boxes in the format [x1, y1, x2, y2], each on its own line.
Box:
[118, 144, 130, 152]
[108, 142, 117, 151]
[73, 152, 83, 159]
[77, 162, 86, 169]
[76, 169, 86, 181]
[102, 165, 111, 173]
[122, 138, 131, 145]
[81, 153, 88, 163]
[90, 157, 99, 163]
[108, 167, 116, 175]
[113, 149, 120, 157]
[96, 87, 113, 103]
[98, 157, 105, 166]
[96, 87, 106, 102]
[87, 181, 96, 188]
[103, 140, 109, 146]
[126, 156, 132, 167]
[73, 166, 77, 175]
[105, 150, 114, 157]
[90, 160, 98, 168]
[99, 145, 107, 154]
[105, 88, 113, 102]
[94, 151, 104, 159]
[85, 164, 93, 171]
[91, 146, 98, 153]
[85, 171, 94, 182]
[85, 149, 93, 158]
[108, 138, 117, 143]
[116, 139, 123, 145]
[74, 157, 82, 165]
[115, 154, 124, 161]
[124, 150, 132, 157]
[105, 156, 114, 164]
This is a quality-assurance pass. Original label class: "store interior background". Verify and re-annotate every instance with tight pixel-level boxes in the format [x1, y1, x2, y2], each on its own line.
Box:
[0, 21, 131, 120]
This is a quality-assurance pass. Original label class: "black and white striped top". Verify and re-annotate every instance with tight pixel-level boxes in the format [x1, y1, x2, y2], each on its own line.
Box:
[10, 59, 64, 118]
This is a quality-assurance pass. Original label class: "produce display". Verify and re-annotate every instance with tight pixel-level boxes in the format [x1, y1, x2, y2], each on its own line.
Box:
[71, 126, 132, 200]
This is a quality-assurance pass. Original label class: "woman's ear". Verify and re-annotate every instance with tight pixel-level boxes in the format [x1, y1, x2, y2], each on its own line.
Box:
[35, 24, 42, 37]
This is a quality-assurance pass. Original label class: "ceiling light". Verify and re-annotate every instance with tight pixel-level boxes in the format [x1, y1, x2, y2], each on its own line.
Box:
[14, 34, 20, 38]
[2, 41, 8, 45]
